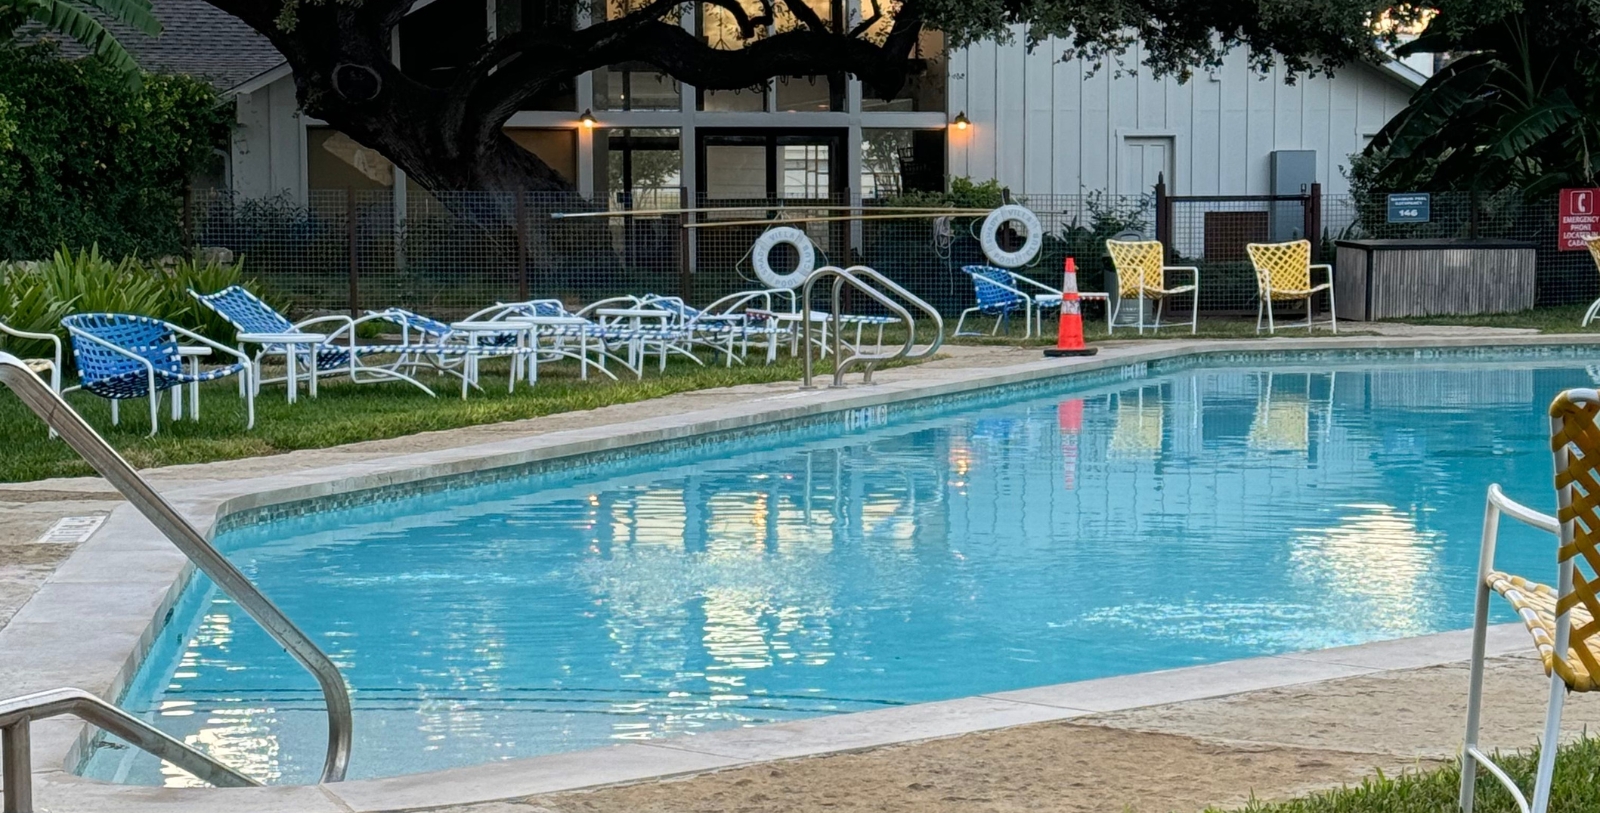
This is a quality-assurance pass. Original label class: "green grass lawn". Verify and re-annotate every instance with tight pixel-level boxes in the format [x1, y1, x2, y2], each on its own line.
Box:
[1382, 303, 1593, 333]
[1212, 740, 1600, 813]
[0, 357, 817, 482]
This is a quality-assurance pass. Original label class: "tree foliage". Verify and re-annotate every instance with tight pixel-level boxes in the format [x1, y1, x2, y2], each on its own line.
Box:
[1364, 0, 1600, 195]
[0, 39, 229, 259]
[197, 0, 1409, 195]
[0, 0, 161, 82]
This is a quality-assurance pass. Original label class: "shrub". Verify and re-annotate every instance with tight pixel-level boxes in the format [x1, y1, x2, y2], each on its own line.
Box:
[0, 38, 228, 259]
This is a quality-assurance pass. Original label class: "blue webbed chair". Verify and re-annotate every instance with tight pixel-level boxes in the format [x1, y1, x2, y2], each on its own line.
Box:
[191, 286, 432, 397]
[60, 313, 253, 435]
[954, 265, 1034, 337]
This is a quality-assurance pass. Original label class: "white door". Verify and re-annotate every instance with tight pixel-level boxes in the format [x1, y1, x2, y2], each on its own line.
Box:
[1120, 137, 1175, 196]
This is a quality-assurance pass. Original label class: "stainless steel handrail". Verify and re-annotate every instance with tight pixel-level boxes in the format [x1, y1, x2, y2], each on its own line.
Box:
[0, 354, 353, 784]
[799, 267, 915, 388]
[842, 265, 944, 363]
[2, 687, 259, 812]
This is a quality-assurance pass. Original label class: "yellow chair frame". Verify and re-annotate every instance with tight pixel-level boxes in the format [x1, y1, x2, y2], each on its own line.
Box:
[1104, 239, 1200, 334]
[1245, 240, 1337, 334]
[1463, 389, 1600, 813]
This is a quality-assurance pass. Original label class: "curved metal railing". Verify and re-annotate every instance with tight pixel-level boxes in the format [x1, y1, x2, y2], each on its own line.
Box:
[799, 267, 912, 388]
[2, 687, 259, 811]
[842, 265, 944, 364]
[0, 354, 353, 784]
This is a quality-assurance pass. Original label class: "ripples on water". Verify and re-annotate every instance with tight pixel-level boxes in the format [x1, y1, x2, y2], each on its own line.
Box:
[86, 362, 1589, 784]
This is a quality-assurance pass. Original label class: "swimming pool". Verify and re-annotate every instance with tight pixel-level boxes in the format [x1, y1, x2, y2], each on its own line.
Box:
[85, 351, 1591, 785]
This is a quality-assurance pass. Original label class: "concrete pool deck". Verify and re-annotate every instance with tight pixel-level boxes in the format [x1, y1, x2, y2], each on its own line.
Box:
[1, 326, 1596, 812]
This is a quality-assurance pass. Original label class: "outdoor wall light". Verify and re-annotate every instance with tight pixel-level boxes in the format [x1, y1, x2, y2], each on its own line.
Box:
[952, 111, 970, 130]
[580, 109, 598, 129]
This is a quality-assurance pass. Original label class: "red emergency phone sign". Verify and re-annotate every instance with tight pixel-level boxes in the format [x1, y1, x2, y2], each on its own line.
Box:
[1560, 188, 1600, 250]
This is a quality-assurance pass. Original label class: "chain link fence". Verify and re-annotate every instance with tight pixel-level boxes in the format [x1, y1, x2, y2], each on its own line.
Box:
[192, 186, 1599, 321]
[192, 189, 1152, 321]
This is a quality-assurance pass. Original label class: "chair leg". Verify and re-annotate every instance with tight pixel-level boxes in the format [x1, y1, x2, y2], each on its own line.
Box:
[148, 391, 160, 438]
[1137, 292, 1146, 335]
[1190, 288, 1199, 335]
[1256, 299, 1264, 334]
[1584, 297, 1600, 327]
[1329, 288, 1338, 335]
[1530, 672, 1567, 813]
[1109, 297, 1121, 335]
[1154, 298, 1164, 332]
[241, 368, 256, 430]
[1459, 575, 1493, 813]
[1267, 298, 1276, 334]
[111, 399, 119, 426]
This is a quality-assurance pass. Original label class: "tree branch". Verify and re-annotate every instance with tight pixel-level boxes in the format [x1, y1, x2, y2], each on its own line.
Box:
[777, 0, 830, 33]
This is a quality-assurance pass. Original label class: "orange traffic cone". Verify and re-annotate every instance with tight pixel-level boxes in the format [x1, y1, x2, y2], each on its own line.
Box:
[1044, 257, 1098, 357]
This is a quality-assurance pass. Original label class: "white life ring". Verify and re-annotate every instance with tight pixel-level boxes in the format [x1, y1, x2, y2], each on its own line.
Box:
[752, 227, 816, 289]
[980, 205, 1043, 268]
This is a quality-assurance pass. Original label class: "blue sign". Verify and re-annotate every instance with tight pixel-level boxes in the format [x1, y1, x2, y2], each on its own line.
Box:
[1387, 193, 1431, 223]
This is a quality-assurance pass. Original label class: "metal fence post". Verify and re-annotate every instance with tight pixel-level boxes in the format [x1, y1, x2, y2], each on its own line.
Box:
[516, 192, 530, 302]
[1154, 174, 1172, 262]
[1306, 182, 1322, 258]
[345, 188, 360, 317]
[679, 187, 692, 298]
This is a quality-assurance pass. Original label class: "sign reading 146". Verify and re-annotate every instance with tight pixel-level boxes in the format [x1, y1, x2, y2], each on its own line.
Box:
[1387, 193, 1431, 224]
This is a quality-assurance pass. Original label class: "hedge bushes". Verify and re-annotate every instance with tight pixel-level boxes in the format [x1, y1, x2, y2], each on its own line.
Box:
[0, 38, 228, 259]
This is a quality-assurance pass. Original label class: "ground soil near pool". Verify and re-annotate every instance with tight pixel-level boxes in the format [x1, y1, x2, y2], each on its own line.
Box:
[532, 725, 1426, 813]
[440, 654, 1600, 813]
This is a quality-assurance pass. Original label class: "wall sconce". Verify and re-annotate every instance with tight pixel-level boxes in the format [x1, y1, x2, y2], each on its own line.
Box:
[580, 109, 598, 129]
[952, 111, 970, 131]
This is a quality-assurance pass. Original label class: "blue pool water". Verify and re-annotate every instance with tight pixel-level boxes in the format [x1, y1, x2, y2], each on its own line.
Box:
[86, 354, 1594, 785]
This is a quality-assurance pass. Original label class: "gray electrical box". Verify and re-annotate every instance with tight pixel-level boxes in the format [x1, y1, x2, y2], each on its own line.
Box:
[1269, 150, 1316, 241]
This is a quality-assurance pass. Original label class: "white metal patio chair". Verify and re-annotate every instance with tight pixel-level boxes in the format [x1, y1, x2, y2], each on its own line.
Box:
[1462, 388, 1600, 813]
[0, 318, 61, 397]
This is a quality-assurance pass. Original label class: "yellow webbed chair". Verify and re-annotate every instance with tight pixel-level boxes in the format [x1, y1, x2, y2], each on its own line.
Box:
[1245, 240, 1336, 334]
[1582, 236, 1600, 327]
[1104, 240, 1200, 334]
[1463, 389, 1600, 813]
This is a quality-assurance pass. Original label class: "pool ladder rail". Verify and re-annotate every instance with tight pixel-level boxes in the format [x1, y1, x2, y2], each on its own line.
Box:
[799, 265, 944, 389]
[0, 353, 353, 805]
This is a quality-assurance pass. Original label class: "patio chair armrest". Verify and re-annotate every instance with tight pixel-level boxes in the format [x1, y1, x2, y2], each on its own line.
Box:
[163, 324, 253, 366]
[0, 325, 63, 368]
[63, 326, 158, 374]
[577, 296, 643, 318]
[1008, 274, 1063, 296]
[291, 314, 357, 335]
[705, 290, 772, 315]
[1310, 263, 1334, 283]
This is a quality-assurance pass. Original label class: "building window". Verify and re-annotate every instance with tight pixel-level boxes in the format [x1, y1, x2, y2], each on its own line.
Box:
[860, 129, 945, 199]
[860, 30, 946, 112]
[774, 0, 842, 112]
[595, 63, 681, 111]
[781, 142, 830, 199]
[698, 1, 767, 111]
[505, 129, 579, 184]
[493, 0, 577, 110]
[593, 1, 681, 111]
[596, 128, 682, 210]
[307, 128, 394, 190]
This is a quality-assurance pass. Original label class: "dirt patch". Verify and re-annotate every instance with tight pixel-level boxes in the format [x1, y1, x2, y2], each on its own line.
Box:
[503, 724, 1433, 813]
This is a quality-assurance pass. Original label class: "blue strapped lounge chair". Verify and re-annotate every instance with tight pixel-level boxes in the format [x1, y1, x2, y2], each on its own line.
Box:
[637, 294, 750, 367]
[192, 286, 433, 397]
[365, 307, 534, 398]
[60, 313, 253, 436]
